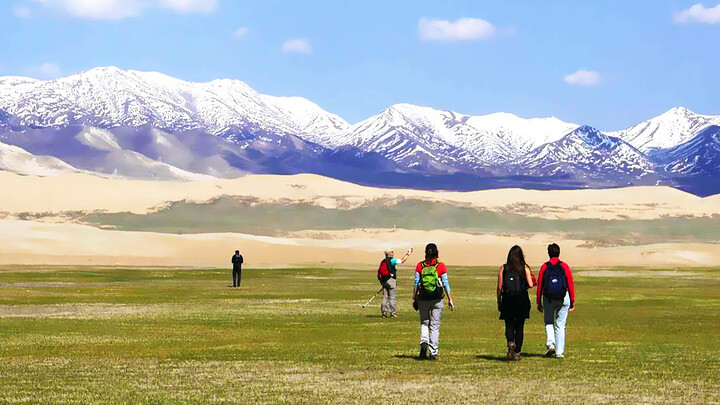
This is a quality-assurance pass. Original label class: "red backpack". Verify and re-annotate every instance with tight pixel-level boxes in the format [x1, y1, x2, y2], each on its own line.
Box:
[377, 259, 391, 282]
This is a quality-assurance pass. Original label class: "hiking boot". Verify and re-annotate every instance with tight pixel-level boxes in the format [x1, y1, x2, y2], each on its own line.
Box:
[545, 344, 556, 358]
[418, 343, 428, 360]
[381, 312, 388, 318]
[427, 354, 437, 361]
[507, 342, 516, 361]
[389, 313, 397, 318]
[513, 352, 521, 361]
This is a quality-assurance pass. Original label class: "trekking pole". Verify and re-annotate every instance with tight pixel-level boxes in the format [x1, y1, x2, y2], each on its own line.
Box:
[361, 287, 384, 308]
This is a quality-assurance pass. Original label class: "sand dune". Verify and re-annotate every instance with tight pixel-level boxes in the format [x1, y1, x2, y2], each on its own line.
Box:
[1, 219, 719, 267]
[2, 172, 719, 267]
[1, 172, 718, 220]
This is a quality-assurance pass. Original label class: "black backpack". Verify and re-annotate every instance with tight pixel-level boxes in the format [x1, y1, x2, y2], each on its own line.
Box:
[543, 261, 568, 300]
[502, 265, 527, 297]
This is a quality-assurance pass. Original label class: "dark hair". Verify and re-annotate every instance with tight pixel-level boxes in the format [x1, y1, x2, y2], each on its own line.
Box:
[235, 250, 239, 254]
[425, 243, 439, 261]
[547, 243, 560, 258]
[506, 245, 527, 275]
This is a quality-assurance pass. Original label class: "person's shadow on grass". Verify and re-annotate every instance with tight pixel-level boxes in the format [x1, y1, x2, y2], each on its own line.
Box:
[393, 354, 424, 361]
[476, 353, 546, 362]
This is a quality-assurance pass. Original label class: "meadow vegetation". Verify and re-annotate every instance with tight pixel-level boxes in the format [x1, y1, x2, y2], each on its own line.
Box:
[0, 265, 718, 403]
[82, 198, 720, 246]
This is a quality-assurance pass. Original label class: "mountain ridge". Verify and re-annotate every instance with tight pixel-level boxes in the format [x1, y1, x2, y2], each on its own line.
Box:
[0, 67, 718, 195]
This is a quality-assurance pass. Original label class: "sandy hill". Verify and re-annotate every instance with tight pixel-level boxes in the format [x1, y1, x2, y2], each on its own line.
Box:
[0, 172, 718, 220]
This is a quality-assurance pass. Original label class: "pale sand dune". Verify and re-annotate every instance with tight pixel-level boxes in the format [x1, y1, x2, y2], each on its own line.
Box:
[1, 220, 719, 267]
[0, 172, 718, 219]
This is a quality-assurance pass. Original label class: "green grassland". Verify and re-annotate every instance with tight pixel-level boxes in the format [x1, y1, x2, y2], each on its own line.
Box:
[0, 265, 719, 403]
[81, 197, 720, 246]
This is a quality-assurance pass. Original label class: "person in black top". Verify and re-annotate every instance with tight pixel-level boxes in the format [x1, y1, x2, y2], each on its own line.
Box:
[232, 250, 244, 287]
[497, 245, 536, 361]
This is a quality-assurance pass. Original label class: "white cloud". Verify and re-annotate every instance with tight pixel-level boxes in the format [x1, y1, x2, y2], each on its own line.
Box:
[283, 39, 312, 54]
[28, 0, 216, 19]
[234, 27, 248, 38]
[418, 17, 496, 41]
[564, 70, 601, 86]
[674, 2, 720, 24]
[31, 0, 146, 19]
[24, 62, 62, 79]
[158, 0, 216, 14]
[12, 5, 32, 18]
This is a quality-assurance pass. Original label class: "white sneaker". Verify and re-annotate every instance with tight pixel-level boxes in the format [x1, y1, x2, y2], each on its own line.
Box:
[556, 353, 564, 359]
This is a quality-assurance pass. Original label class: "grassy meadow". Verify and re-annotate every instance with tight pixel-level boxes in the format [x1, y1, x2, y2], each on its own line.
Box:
[81, 198, 720, 246]
[0, 265, 718, 403]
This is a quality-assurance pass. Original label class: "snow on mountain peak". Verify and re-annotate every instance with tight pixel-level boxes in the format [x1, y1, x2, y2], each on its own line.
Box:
[0, 66, 349, 142]
[610, 106, 720, 152]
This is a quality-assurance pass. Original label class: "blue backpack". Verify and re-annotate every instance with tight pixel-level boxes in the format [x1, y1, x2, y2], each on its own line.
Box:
[543, 261, 568, 300]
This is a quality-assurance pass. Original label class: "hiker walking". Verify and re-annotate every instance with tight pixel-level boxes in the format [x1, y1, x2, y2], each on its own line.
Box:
[232, 250, 244, 287]
[377, 248, 412, 317]
[536, 243, 576, 358]
[497, 245, 536, 361]
[413, 243, 454, 360]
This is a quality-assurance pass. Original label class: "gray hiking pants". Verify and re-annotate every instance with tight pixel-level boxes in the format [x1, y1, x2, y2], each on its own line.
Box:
[419, 298, 443, 356]
[381, 278, 396, 315]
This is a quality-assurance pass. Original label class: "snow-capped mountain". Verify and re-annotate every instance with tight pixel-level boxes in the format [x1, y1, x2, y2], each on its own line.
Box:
[0, 67, 719, 195]
[0, 67, 350, 142]
[657, 125, 720, 176]
[519, 126, 654, 180]
[609, 107, 720, 153]
[327, 103, 577, 172]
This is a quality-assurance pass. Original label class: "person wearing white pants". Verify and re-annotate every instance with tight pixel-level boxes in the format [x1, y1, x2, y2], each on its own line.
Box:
[542, 292, 571, 357]
[536, 243, 575, 358]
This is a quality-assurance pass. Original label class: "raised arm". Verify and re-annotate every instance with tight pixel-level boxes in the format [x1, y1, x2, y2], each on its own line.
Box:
[395, 248, 413, 264]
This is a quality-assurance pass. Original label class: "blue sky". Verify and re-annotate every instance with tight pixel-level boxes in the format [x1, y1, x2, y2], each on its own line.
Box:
[2, 0, 719, 130]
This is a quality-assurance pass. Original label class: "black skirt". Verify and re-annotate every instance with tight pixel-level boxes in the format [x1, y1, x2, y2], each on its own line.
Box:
[499, 292, 531, 320]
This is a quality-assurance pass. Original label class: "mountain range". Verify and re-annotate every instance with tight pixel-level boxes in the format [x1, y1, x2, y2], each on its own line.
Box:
[0, 67, 718, 195]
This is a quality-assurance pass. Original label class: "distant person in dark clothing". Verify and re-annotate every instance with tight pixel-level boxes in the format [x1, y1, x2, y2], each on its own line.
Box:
[232, 250, 244, 287]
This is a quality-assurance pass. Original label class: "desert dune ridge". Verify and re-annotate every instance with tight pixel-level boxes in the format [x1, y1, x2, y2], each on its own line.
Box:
[1, 219, 720, 267]
[1, 172, 719, 220]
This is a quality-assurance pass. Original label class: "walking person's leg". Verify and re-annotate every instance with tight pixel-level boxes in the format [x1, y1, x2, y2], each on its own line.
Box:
[380, 282, 389, 317]
[387, 279, 397, 317]
[238, 268, 242, 287]
[418, 300, 431, 358]
[504, 318, 516, 360]
[543, 296, 556, 352]
[428, 299, 444, 358]
[514, 317, 526, 353]
[232, 269, 238, 287]
[555, 292, 571, 357]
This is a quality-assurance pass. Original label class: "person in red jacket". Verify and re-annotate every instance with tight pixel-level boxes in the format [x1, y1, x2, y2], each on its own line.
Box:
[536, 243, 575, 358]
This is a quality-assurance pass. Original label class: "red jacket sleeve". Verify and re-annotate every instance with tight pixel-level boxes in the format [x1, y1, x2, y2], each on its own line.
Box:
[436, 262, 448, 277]
[536, 263, 546, 305]
[415, 262, 422, 273]
[562, 262, 575, 305]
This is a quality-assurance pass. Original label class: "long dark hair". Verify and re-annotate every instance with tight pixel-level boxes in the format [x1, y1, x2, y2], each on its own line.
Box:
[425, 243, 439, 262]
[505, 245, 527, 275]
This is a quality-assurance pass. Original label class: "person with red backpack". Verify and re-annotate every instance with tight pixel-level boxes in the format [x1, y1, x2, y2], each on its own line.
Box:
[412, 243, 454, 360]
[536, 243, 576, 359]
[377, 248, 412, 318]
[497, 245, 536, 361]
